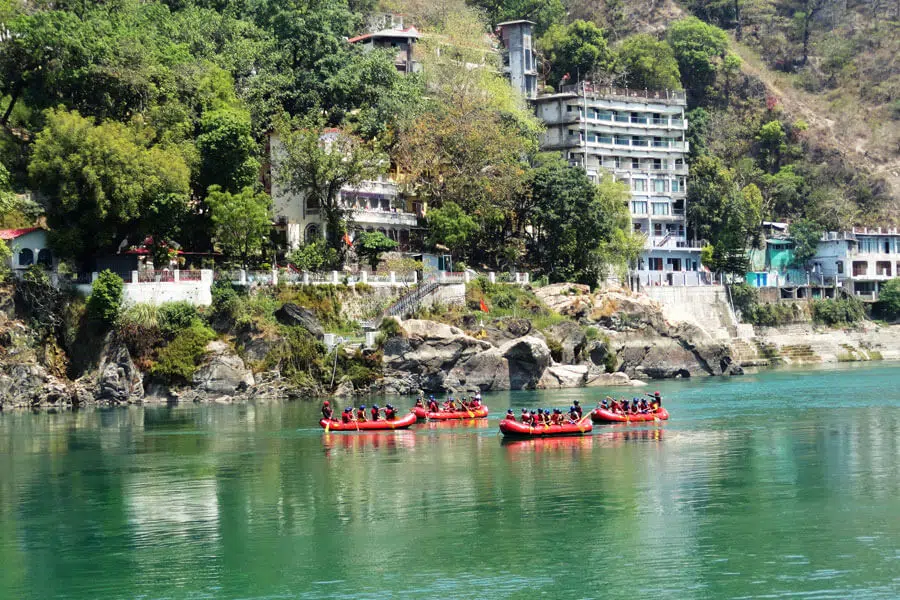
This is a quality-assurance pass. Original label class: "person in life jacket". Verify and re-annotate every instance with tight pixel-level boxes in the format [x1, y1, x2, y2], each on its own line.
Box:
[551, 408, 562, 425]
[356, 405, 367, 422]
[648, 391, 662, 409]
[428, 395, 439, 412]
[384, 404, 396, 420]
[521, 408, 529, 423]
[506, 409, 515, 421]
[638, 399, 649, 413]
[600, 398, 610, 411]
[341, 408, 352, 423]
[371, 404, 381, 421]
[529, 410, 538, 426]
[472, 392, 482, 408]
[573, 400, 583, 418]
[321, 400, 333, 420]
[568, 406, 579, 422]
[414, 397, 425, 409]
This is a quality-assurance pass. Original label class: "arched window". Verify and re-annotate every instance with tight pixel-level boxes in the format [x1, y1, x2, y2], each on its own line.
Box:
[17, 248, 33, 267]
[304, 224, 320, 243]
[37, 249, 52, 267]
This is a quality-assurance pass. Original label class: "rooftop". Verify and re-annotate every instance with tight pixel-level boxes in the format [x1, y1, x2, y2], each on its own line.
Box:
[496, 20, 535, 27]
[535, 83, 687, 105]
[348, 26, 420, 44]
[0, 227, 41, 240]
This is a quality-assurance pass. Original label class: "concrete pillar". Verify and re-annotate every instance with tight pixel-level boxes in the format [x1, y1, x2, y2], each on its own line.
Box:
[272, 268, 278, 286]
[489, 272, 496, 284]
[331, 271, 339, 284]
[174, 270, 180, 283]
[464, 271, 471, 284]
[390, 271, 397, 284]
[411, 270, 417, 284]
[439, 271, 446, 284]
[240, 269, 247, 285]
[201, 270, 213, 283]
[360, 271, 368, 283]
[91, 272, 99, 283]
[131, 271, 139, 284]
[303, 272, 310, 285]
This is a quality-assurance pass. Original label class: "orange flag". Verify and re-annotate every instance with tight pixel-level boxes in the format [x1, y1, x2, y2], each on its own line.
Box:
[479, 298, 489, 313]
[343, 233, 353, 246]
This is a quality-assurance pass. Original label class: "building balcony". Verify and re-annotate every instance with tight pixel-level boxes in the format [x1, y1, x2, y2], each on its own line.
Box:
[579, 114, 687, 131]
[641, 234, 702, 250]
[557, 84, 687, 105]
[346, 208, 418, 228]
[563, 135, 688, 153]
[605, 166, 688, 177]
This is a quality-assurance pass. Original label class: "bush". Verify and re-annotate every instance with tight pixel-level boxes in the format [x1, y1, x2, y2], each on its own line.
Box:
[210, 282, 243, 326]
[729, 283, 758, 316]
[264, 327, 326, 384]
[875, 278, 900, 320]
[87, 270, 123, 327]
[158, 301, 200, 337]
[812, 297, 866, 326]
[117, 304, 163, 367]
[151, 322, 216, 384]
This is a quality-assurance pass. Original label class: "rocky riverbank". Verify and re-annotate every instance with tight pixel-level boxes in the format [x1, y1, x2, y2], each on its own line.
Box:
[5, 280, 899, 409]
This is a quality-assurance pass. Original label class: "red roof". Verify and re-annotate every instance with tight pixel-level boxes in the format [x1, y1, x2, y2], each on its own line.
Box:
[0, 227, 41, 240]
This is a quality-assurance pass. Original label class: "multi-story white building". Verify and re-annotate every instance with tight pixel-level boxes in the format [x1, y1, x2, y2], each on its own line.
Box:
[267, 131, 419, 251]
[811, 228, 900, 299]
[531, 83, 701, 282]
[497, 20, 538, 99]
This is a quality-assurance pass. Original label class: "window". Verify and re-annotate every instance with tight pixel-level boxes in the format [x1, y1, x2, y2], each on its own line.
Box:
[632, 158, 640, 169]
[37, 249, 52, 267]
[633, 223, 643, 232]
[653, 158, 662, 170]
[649, 257, 663, 271]
[651, 202, 670, 215]
[304, 224, 320, 242]
[566, 105, 572, 112]
[654, 223, 663, 236]
[653, 179, 667, 193]
[633, 179, 646, 192]
[17, 248, 33, 267]
[306, 195, 320, 211]
[631, 201, 648, 214]
[614, 157, 622, 169]
[672, 179, 682, 192]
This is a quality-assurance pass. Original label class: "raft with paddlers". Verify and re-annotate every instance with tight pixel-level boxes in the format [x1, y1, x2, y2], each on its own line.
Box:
[319, 411, 417, 432]
[591, 407, 669, 423]
[412, 406, 489, 420]
[498, 417, 592, 438]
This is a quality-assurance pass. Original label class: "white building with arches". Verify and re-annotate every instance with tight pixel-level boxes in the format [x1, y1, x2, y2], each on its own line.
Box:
[1, 228, 53, 272]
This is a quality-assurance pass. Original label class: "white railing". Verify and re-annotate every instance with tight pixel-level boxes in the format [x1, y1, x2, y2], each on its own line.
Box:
[630, 270, 718, 288]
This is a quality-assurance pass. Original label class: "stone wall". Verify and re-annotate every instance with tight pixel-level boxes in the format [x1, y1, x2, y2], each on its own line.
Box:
[642, 285, 736, 340]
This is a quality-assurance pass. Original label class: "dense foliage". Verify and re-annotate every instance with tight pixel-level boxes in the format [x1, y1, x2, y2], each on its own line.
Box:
[87, 270, 124, 327]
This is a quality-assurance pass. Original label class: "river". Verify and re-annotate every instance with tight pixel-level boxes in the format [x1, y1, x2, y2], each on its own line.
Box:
[2, 363, 900, 599]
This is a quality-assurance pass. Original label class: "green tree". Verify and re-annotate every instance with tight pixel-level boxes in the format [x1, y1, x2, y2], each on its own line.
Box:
[287, 239, 338, 272]
[87, 270, 124, 327]
[539, 20, 616, 88]
[527, 154, 638, 285]
[788, 217, 823, 265]
[0, 238, 10, 279]
[276, 122, 385, 253]
[207, 185, 271, 269]
[426, 201, 479, 256]
[470, 0, 566, 36]
[616, 34, 682, 90]
[196, 108, 260, 193]
[756, 120, 787, 173]
[667, 17, 728, 104]
[354, 231, 397, 271]
[876, 278, 900, 320]
[762, 165, 806, 218]
[28, 108, 191, 265]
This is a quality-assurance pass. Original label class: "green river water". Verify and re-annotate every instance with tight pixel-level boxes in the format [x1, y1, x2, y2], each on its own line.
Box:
[2, 364, 900, 599]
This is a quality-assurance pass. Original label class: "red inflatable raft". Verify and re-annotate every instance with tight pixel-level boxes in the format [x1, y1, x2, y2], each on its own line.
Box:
[591, 407, 669, 423]
[320, 411, 417, 431]
[498, 418, 592, 438]
[412, 406, 489, 420]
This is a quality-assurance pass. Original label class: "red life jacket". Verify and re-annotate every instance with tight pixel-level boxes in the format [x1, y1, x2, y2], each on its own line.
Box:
[371, 408, 380, 421]
[575, 406, 583, 417]
[356, 409, 366, 421]
[428, 401, 439, 412]
[322, 406, 333, 420]
[385, 408, 396, 420]
[341, 412, 351, 423]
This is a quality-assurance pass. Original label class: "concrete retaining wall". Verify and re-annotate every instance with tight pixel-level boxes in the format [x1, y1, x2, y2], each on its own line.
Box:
[642, 285, 737, 340]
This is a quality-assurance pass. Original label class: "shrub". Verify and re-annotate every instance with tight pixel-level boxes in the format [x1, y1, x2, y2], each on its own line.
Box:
[875, 278, 900, 320]
[158, 301, 200, 337]
[729, 283, 758, 316]
[264, 327, 326, 384]
[87, 270, 123, 327]
[811, 297, 866, 326]
[210, 282, 243, 326]
[151, 322, 216, 384]
[545, 336, 563, 362]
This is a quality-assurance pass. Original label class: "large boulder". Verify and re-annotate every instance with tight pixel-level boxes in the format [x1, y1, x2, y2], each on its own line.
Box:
[275, 303, 324, 338]
[382, 319, 493, 392]
[546, 321, 587, 363]
[96, 341, 144, 403]
[499, 336, 552, 389]
[445, 347, 510, 392]
[533, 283, 593, 318]
[588, 291, 667, 331]
[192, 341, 254, 395]
[537, 364, 588, 389]
[0, 362, 75, 408]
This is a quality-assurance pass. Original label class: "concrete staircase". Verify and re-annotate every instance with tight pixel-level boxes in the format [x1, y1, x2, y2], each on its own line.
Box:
[779, 343, 821, 363]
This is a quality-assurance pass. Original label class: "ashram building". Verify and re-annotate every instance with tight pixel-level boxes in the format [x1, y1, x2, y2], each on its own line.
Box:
[1, 228, 53, 273]
[497, 21, 703, 286]
[811, 228, 900, 299]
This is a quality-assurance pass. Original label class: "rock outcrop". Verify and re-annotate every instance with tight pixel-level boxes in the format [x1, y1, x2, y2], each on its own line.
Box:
[95, 341, 144, 403]
[192, 341, 254, 396]
[275, 303, 324, 338]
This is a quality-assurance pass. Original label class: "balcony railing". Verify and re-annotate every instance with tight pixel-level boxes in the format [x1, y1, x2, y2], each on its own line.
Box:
[559, 84, 687, 104]
[346, 208, 418, 227]
[566, 134, 687, 151]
